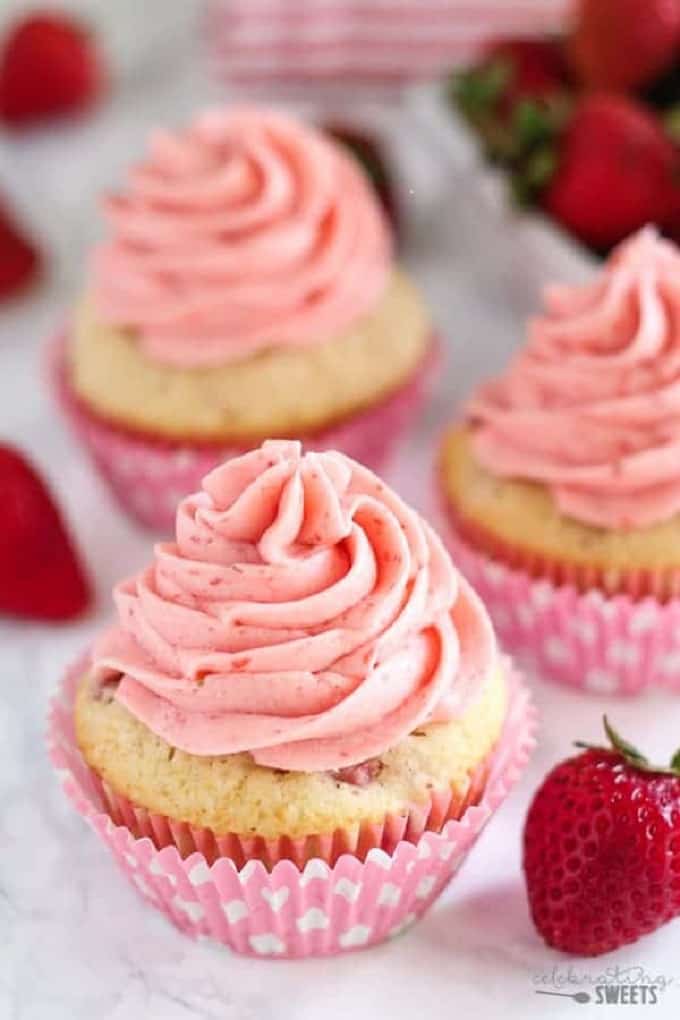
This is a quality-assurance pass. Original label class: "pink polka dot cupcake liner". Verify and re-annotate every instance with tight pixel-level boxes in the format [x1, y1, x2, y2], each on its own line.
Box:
[48, 654, 535, 959]
[441, 526, 680, 698]
[50, 331, 439, 532]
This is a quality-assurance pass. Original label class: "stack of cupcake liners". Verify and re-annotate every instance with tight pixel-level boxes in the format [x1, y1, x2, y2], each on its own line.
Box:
[48, 653, 536, 958]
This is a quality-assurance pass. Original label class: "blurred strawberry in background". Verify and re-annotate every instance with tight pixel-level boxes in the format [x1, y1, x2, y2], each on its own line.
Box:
[453, 39, 572, 199]
[0, 10, 104, 128]
[543, 95, 678, 249]
[0, 202, 40, 300]
[0, 444, 91, 621]
[452, 0, 680, 254]
[524, 718, 680, 956]
[569, 0, 680, 92]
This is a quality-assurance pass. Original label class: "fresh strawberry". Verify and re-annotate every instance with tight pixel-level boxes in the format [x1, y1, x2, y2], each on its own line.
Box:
[542, 95, 678, 250]
[453, 39, 571, 171]
[0, 202, 40, 299]
[0, 445, 90, 621]
[569, 0, 680, 92]
[482, 39, 570, 111]
[524, 718, 680, 957]
[0, 12, 103, 128]
[455, 39, 569, 121]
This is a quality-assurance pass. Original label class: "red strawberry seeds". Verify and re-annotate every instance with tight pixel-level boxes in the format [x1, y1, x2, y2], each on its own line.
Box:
[524, 718, 680, 956]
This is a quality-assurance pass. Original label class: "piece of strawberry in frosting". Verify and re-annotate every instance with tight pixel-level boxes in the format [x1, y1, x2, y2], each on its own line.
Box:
[90, 108, 391, 367]
[468, 227, 680, 530]
[92, 440, 496, 772]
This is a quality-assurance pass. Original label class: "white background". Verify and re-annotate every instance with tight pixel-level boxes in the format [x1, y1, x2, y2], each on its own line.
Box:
[2, 3, 680, 1018]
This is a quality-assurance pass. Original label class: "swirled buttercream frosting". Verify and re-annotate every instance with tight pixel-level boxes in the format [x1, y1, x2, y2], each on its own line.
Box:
[92, 441, 496, 772]
[468, 228, 680, 529]
[90, 108, 391, 367]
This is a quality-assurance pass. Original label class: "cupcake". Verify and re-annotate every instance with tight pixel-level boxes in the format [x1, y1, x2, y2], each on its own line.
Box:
[49, 440, 534, 957]
[439, 227, 680, 695]
[53, 107, 436, 531]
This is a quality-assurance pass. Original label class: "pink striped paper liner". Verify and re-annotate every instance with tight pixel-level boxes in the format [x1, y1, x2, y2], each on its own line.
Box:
[50, 330, 438, 532]
[91, 755, 491, 870]
[48, 654, 535, 958]
[204, 0, 571, 94]
[438, 509, 680, 697]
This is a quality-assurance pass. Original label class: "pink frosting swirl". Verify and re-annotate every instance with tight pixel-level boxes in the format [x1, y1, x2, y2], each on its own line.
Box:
[92, 441, 495, 772]
[89, 108, 391, 367]
[468, 228, 680, 529]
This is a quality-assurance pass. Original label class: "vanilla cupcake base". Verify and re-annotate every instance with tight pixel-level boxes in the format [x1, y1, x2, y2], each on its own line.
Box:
[436, 446, 680, 696]
[49, 653, 535, 957]
[70, 270, 430, 442]
[52, 331, 438, 531]
[74, 665, 507, 848]
[440, 426, 680, 599]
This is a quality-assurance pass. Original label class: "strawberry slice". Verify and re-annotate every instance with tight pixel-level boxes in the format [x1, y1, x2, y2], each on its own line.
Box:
[0, 445, 91, 621]
[0, 202, 40, 299]
[0, 12, 103, 128]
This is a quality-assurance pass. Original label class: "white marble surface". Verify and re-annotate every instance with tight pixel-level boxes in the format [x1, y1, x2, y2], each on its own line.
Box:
[2, 6, 680, 1018]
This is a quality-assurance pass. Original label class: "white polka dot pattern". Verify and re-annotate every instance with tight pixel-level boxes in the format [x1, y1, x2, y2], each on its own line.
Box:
[47, 654, 535, 958]
[52, 331, 437, 532]
[442, 528, 680, 697]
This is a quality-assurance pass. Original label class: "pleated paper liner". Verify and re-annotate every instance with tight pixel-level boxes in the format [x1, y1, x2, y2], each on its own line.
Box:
[438, 500, 680, 696]
[48, 653, 536, 958]
[451, 507, 680, 602]
[50, 330, 440, 532]
[93, 758, 490, 870]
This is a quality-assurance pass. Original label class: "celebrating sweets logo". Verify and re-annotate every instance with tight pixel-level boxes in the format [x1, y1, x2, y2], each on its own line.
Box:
[533, 966, 675, 1006]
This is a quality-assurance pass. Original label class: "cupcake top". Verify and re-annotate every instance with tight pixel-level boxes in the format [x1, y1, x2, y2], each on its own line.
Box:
[468, 228, 680, 530]
[92, 441, 495, 772]
[89, 108, 391, 367]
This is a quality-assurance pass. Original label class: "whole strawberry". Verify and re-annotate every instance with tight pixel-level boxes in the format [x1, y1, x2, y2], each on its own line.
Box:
[0, 445, 91, 621]
[542, 95, 678, 250]
[0, 202, 40, 299]
[483, 40, 570, 110]
[453, 39, 570, 165]
[524, 718, 680, 956]
[569, 0, 680, 92]
[0, 12, 103, 128]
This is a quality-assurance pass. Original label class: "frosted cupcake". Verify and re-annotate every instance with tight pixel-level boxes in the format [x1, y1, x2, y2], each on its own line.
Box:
[50, 440, 534, 957]
[439, 228, 680, 695]
[54, 107, 435, 530]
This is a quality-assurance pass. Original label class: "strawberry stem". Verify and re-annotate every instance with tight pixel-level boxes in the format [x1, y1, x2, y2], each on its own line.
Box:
[575, 716, 680, 776]
[603, 717, 649, 767]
